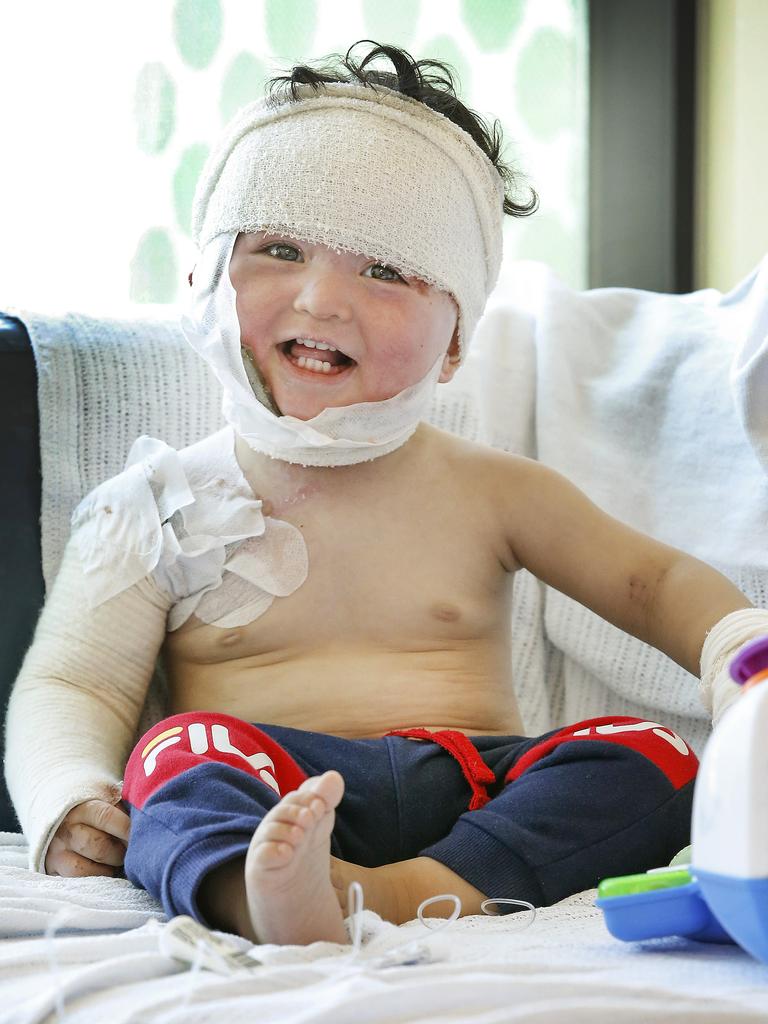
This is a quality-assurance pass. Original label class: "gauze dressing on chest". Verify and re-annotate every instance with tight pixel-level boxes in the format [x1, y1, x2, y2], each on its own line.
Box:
[71, 428, 308, 630]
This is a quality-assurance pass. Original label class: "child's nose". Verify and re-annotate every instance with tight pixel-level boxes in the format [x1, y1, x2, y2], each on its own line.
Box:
[292, 268, 353, 322]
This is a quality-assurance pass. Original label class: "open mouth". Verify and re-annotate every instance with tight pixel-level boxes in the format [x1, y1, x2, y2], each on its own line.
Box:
[279, 339, 356, 377]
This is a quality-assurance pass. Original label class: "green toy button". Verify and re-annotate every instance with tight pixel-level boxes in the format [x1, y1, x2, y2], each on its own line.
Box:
[598, 867, 693, 899]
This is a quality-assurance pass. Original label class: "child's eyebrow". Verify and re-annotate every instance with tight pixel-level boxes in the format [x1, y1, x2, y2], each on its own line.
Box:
[250, 232, 285, 244]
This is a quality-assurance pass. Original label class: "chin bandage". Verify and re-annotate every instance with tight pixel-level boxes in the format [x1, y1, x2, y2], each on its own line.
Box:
[182, 81, 505, 467]
[181, 232, 446, 466]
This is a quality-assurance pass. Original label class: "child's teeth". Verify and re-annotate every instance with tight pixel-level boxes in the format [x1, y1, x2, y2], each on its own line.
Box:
[295, 338, 337, 352]
[295, 355, 332, 374]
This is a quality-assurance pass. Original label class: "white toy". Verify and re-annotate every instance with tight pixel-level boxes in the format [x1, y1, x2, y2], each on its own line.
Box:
[598, 635, 768, 962]
[691, 635, 768, 961]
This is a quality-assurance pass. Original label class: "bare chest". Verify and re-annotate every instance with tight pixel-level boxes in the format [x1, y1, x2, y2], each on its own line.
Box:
[165, 443, 510, 665]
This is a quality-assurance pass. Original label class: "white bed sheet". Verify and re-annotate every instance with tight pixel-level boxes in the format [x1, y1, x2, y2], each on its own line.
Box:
[3, 834, 768, 1024]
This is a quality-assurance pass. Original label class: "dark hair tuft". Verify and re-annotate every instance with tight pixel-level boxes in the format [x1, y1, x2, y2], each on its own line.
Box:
[266, 41, 538, 219]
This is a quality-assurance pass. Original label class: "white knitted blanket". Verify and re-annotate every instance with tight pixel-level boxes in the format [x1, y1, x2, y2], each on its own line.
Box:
[11, 255, 768, 753]
[3, 834, 768, 1024]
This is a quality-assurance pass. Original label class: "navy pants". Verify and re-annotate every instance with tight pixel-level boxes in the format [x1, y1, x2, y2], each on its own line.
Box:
[122, 712, 698, 923]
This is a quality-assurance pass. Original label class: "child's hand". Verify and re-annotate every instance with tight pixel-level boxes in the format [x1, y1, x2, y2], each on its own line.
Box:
[44, 799, 131, 877]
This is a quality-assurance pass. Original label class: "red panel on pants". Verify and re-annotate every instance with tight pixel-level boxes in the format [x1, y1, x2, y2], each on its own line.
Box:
[123, 712, 309, 810]
[504, 716, 698, 789]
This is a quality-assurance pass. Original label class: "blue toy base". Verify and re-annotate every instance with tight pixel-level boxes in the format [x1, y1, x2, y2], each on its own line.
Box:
[596, 880, 733, 944]
[695, 869, 768, 963]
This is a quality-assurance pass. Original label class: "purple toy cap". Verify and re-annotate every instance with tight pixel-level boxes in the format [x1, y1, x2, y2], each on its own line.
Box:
[730, 635, 768, 685]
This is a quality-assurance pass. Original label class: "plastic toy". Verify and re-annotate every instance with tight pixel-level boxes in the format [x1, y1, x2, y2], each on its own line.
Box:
[596, 635, 768, 961]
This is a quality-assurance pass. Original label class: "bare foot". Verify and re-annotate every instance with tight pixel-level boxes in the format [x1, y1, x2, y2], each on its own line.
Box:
[245, 770, 348, 945]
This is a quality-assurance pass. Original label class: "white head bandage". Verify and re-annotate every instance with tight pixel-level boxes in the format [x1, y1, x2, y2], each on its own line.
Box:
[183, 81, 505, 466]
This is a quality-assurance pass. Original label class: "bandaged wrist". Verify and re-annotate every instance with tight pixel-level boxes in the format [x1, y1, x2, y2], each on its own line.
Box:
[4, 539, 171, 871]
[699, 608, 768, 724]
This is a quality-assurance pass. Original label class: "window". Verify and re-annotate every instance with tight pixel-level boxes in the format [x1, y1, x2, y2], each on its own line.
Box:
[0, 0, 588, 312]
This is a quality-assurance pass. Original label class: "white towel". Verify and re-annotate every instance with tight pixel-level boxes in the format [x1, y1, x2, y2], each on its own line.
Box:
[471, 258, 768, 751]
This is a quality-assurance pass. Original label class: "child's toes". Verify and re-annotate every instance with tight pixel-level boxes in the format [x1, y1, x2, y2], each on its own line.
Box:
[261, 820, 303, 847]
[298, 771, 345, 811]
[274, 802, 315, 827]
[250, 820, 303, 866]
[255, 773, 344, 846]
[296, 804, 318, 825]
[251, 837, 294, 868]
[263, 797, 312, 829]
[272, 801, 317, 829]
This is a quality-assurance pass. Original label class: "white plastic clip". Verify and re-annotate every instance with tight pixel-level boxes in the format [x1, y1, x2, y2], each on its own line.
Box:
[159, 915, 262, 976]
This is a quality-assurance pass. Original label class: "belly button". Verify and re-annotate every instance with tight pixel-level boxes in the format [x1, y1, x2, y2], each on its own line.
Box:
[219, 631, 242, 646]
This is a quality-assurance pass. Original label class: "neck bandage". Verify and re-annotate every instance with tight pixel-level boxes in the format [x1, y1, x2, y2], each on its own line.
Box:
[182, 81, 504, 467]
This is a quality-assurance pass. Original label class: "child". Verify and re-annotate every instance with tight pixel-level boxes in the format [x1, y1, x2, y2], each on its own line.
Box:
[5, 42, 765, 947]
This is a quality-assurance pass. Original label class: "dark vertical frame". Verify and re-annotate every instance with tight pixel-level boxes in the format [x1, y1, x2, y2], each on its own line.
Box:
[0, 315, 41, 832]
[588, 0, 697, 291]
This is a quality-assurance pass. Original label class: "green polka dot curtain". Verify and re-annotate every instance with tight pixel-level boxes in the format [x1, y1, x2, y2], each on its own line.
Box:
[0, 0, 587, 313]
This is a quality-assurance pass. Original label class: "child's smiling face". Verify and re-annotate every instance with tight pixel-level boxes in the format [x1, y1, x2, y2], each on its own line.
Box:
[228, 231, 460, 420]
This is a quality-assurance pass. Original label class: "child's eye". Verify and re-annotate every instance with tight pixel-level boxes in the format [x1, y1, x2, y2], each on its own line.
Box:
[256, 245, 402, 280]
[262, 243, 302, 261]
[365, 263, 405, 283]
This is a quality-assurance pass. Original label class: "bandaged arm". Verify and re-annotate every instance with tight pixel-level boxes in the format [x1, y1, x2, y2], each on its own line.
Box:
[4, 539, 172, 872]
[700, 608, 768, 724]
